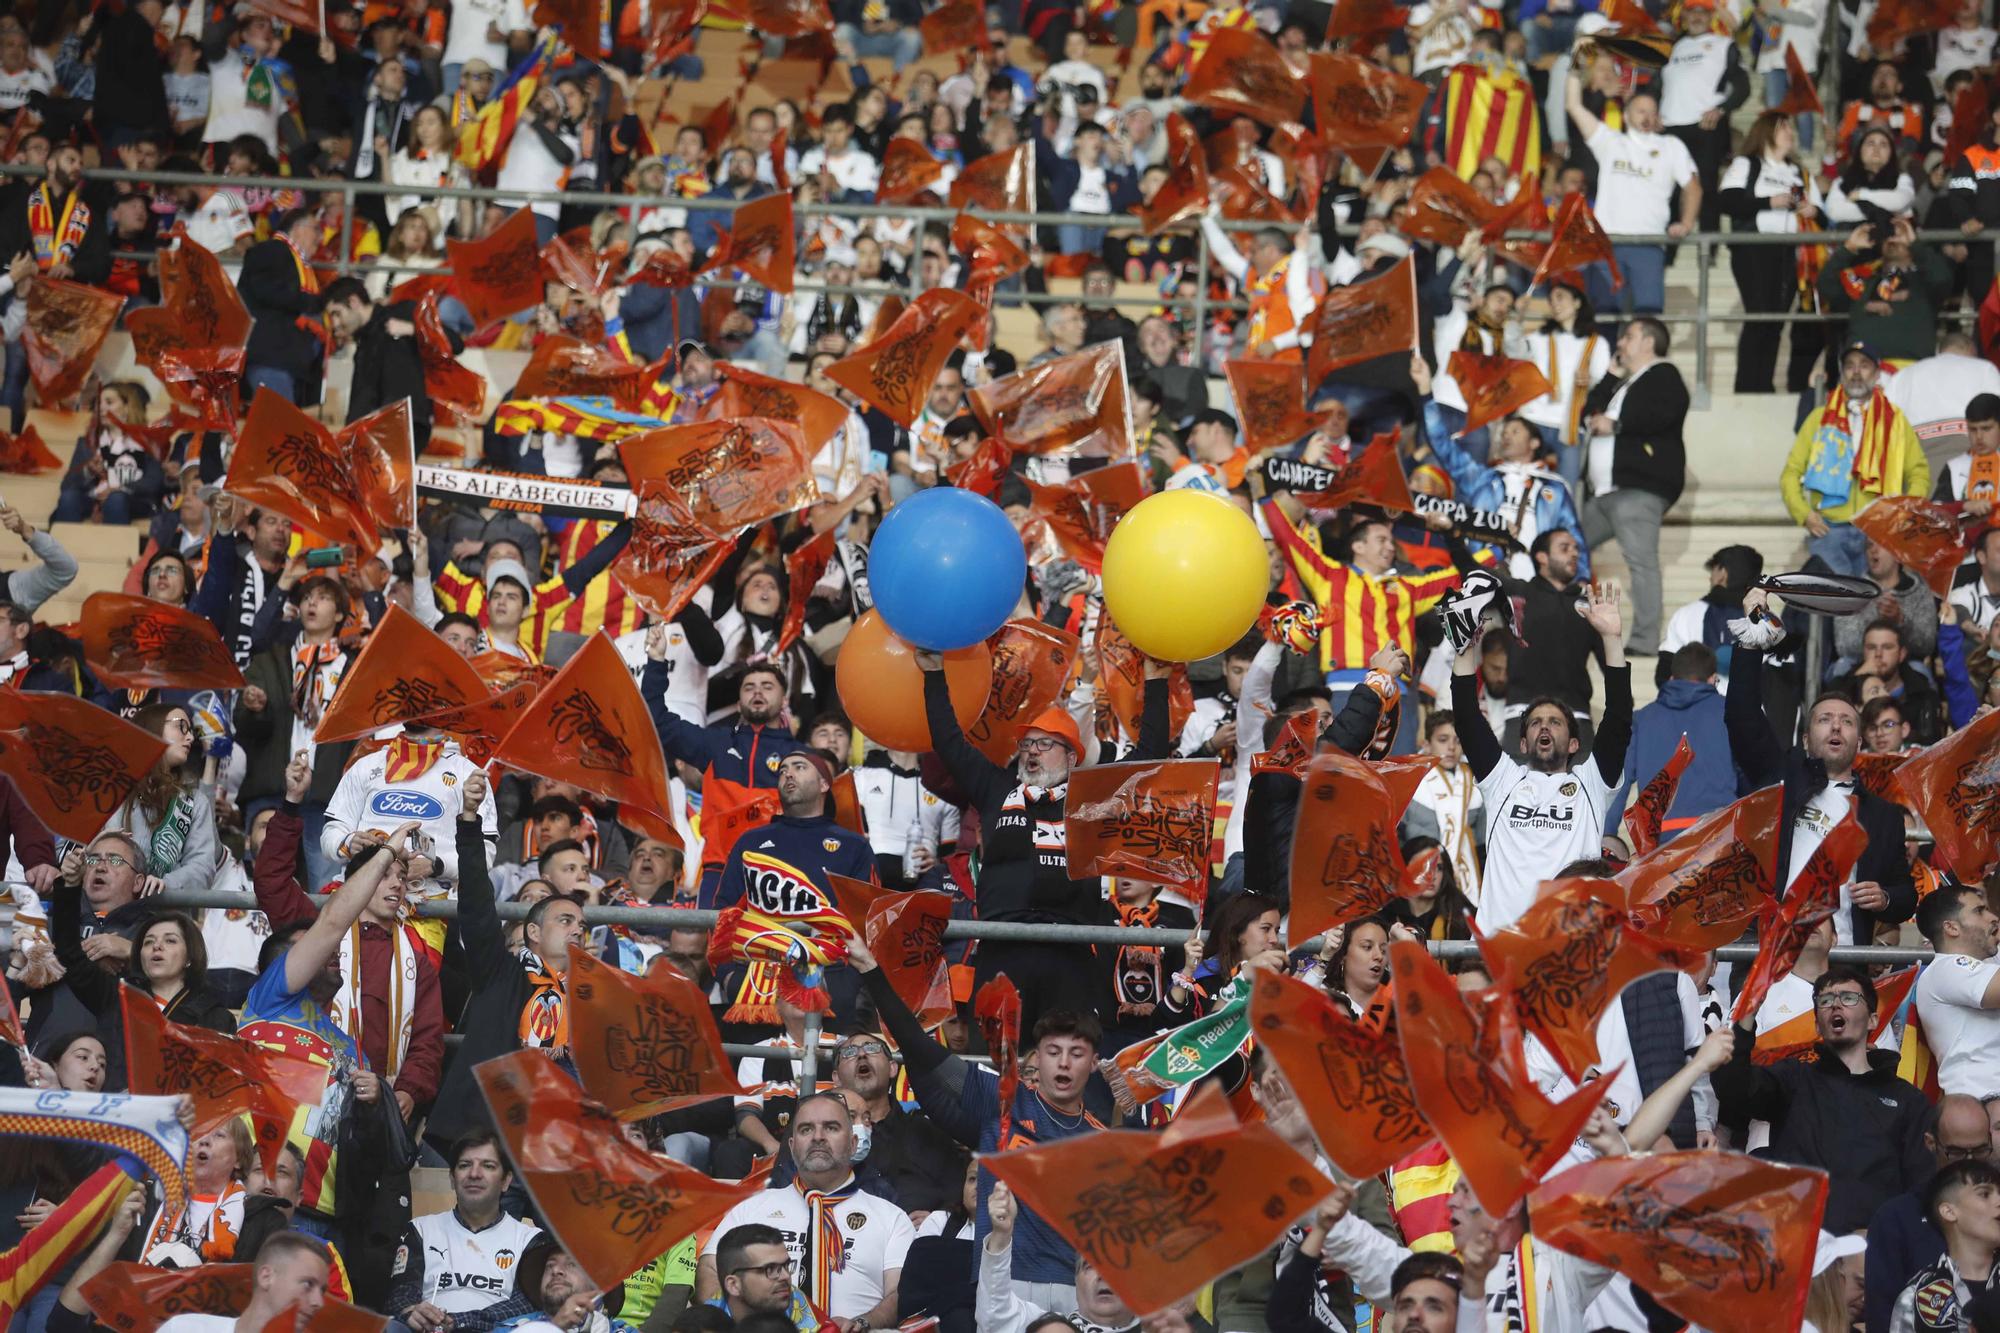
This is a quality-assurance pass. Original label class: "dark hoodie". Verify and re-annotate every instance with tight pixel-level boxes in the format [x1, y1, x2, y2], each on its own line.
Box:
[1616, 676, 1737, 839]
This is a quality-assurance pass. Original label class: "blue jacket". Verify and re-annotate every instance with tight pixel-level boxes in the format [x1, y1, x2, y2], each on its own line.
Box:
[688, 180, 773, 260]
[714, 812, 877, 910]
[643, 659, 808, 789]
[1422, 400, 1590, 578]
[1865, 1188, 1942, 1333]
[1609, 678, 1737, 836]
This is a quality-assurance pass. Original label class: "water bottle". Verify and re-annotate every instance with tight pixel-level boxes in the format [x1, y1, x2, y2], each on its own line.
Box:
[902, 817, 929, 884]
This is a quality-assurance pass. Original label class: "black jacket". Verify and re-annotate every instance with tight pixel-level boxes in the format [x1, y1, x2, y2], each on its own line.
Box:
[425, 818, 533, 1151]
[1505, 575, 1605, 716]
[1241, 681, 1392, 909]
[1712, 1034, 1930, 1232]
[0, 181, 111, 287]
[91, 7, 171, 139]
[347, 299, 456, 437]
[237, 237, 325, 401]
[1583, 360, 1689, 505]
[1723, 645, 1918, 937]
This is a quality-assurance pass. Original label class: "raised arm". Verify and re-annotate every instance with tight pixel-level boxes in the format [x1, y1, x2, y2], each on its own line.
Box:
[1625, 1027, 1733, 1150]
[852, 938, 985, 1148]
[1578, 585, 1631, 783]
[282, 826, 407, 994]
[914, 658, 1017, 811]
[450, 771, 512, 979]
[1449, 630, 1504, 780]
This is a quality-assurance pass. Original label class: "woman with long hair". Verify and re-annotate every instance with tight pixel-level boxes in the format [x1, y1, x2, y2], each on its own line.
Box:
[1718, 109, 1827, 394]
[1383, 837, 1477, 941]
[1824, 124, 1915, 224]
[1189, 891, 1286, 1002]
[106, 703, 222, 898]
[1801, 1236, 1864, 1332]
[1517, 281, 1610, 494]
[1322, 915, 1392, 1023]
[385, 104, 473, 236]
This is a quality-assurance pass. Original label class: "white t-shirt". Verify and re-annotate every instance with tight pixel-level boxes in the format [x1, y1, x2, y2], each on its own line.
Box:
[796, 146, 880, 197]
[442, 0, 531, 68]
[1474, 755, 1615, 932]
[1916, 953, 2000, 1097]
[1786, 780, 1859, 943]
[615, 623, 707, 728]
[0, 66, 51, 112]
[158, 1318, 239, 1333]
[702, 1183, 915, 1320]
[1582, 124, 1696, 236]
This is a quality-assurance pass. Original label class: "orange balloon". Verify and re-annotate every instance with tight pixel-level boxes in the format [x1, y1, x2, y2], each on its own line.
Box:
[837, 609, 992, 751]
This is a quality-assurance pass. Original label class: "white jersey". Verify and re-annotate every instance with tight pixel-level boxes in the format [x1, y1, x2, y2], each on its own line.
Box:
[702, 1182, 914, 1320]
[615, 623, 707, 727]
[1582, 124, 1696, 235]
[1916, 953, 2000, 1098]
[200, 857, 270, 977]
[851, 765, 960, 860]
[1659, 33, 1734, 126]
[320, 743, 499, 885]
[1474, 755, 1615, 931]
[398, 1209, 543, 1313]
[157, 1318, 238, 1333]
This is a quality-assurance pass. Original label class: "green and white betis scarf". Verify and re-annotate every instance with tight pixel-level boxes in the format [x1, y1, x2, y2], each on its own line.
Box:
[1100, 973, 1255, 1113]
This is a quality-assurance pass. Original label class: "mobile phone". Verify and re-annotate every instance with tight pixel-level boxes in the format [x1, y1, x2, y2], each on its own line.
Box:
[305, 546, 345, 568]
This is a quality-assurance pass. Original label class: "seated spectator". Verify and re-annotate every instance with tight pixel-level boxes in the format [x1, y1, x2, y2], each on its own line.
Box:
[388, 1129, 542, 1333]
[1888, 1161, 2000, 1332]
[105, 703, 223, 898]
[0, 503, 77, 617]
[1864, 1095, 1993, 1333]
[706, 1224, 815, 1329]
[1781, 340, 1931, 577]
[51, 383, 166, 526]
[1829, 620, 1944, 744]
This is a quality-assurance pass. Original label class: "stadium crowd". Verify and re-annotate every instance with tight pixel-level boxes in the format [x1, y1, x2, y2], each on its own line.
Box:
[0, 0, 1993, 1328]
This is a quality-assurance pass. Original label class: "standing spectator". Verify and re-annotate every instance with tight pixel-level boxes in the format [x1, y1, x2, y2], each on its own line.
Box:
[93, 1, 172, 148]
[0, 144, 108, 431]
[1889, 345, 2000, 469]
[387, 1130, 542, 1333]
[797, 106, 881, 203]
[439, 0, 528, 93]
[1718, 111, 1824, 396]
[322, 276, 460, 452]
[1887, 1162, 2000, 1333]
[1494, 529, 1601, 741]
[1563, 81, 1701, 318]
[1518, 281, 1609, 493]
[1915, 886, 2000, 1098]
[1661, 0, 1748, 237]
[1198, 217, 1319, 364]
[232, 574, 355, 833]
[1865, 1095, 1996, 1333]
[495, 84, 577, 246]
[1044, 126, 1137, 257]
[238, 207, 329, 407]
[321, 718, 498, 891]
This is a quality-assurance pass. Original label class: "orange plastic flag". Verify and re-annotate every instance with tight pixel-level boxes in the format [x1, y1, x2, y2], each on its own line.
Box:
[1391, 941, 1611, 1214]
[127, 229, 251, 398]
[969, 341, 1132, 458]
[1274, 432, 1417, 513]
[1772, 44, 1822, 116]
[1226, 359, 1320, 452]
[718, 190, 796, 294]
[1097, 615, 1195, 744]
[82, 1264, 256, 1333]
[1622, 786, 1785, 950]
[1023, 465, 1145, 574]
[740, 0, 832, 34]
[1138, 113, 1211, 235]
[1247, 969, 1433, 1177]
[1732, 804, 1867, 1024]
[263, 1302, 387, 1333]
[877, 138, 950, 205]
[1866, 0, 1955, 47]
[0, 424, 60, 473]
[540, 231, 618, 298]
[825, 289, 986, 427]
[1624, 734, 1693, 857]
[1214, 163, 1300, 225]
[777, 528, 838, 656]
[981, 1082, 1334, 1314]
[1252, 710, 1319, 777]
[447, 208, 544, 329]
[490, 631, 677, 827]
[410, 680, 540, 767]
[0, 691, 165, 842]
[1399, 167, 1496, 247]
[975, 974, 1022, 1145]
[829, 874, 955, 1027]
[609, 482, 736, 622]
[1852, 496, 1974, 598]
[512, 335, 651, 410]
[24, 278, 123, 401]
[1306, 255, 1417, 384]
[1893, 707, 2000, 884]
[122, 985, 328, 1190]
[965, 620, 1082, 764]
[700, 363, 849, 455]
[1308, 52, 1426, 148]
[1064, 759, 1220, 889]
[1183, 28, 1307, 127]
[1529, 1152, 1827, 1333]
[1531, 192, 1621, 291]
[620, 418, 819, 532]
[953, 211, 1030, 287]
[1473, 877, 1701, 1082]
[1479, 180, 1553, 274]
[1289, 752, 1417, 942]
[919, 0, 985, 51]
[224, 389, 414, 555]
[946, 434, 1013, 498]
[1447, 351, 1555, 438]
[344, 398, 418, 544]
[78, 592, 244, 691]
[416, 295, 486, 425]
[476, 1049, 773, 1290]
[312, 604, 488, 743]
[1324, 0, 1410, 42]
[950, 143, 1035, 217]
[567, 948, 747, 1119]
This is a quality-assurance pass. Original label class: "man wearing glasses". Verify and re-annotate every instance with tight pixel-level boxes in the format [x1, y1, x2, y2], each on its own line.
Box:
[1714, 965, 1932, 1232]
[830, 1034, 966, 1214]
[707, 1224, 813, 1330]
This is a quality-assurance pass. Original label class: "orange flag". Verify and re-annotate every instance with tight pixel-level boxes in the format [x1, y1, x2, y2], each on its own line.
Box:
[1139, 112, 1212, 235]
[0, 691, 165, 842]
[1852, 497, 1974, 598]
[964, 620, 1082, 764]
[1473, 877, 1702, 1082]
[950, 143, 1035, 216]
[512, 335, 651, 409]
[825, 289, 986, 427]
[0, 974, 22, 1048]
[223, 390, 415, 555]
[1023, 462, 1147, 573]
[1399, 167, 1496, 248]
[1248, 969, 1433, 1178]
[1183, 28, 1307, 127]
[1479, 180, 1553, 274]
[1324, 0, 1410, 42]
[446, 207, 544, 328]
[467, 652, 555, 693]
[877, 138, 950, 205]
[1622, 786, 1785, 950]
[1531, 192, 1621, 291]
[1226, 359, 1322, 451]
[567, 949, 748, 1119]
[619, 418, 819, 531]
[919, 0, 985, 50]
[954, 211, 1030, 338]
[490, 631, 677, 827]
[1866, 0, 1955, 47]
[415, 295, 486, 425]
[1624, 734, 1693, 857]
[1894, 707, 2000, 884]
[1447, 351, 1555, 438]
[78, 592, 244, 691]
[1772, 44, 1822, 115]
[1391, 941, 1611, 1215]
[969, 341, 1132, 458]
[476, 1050, 773, 1290]
[1732, 804, 1868, 1024]
[610, 482, 736, 621]
[1308, 52, 1427, 148]
[981, 1082, 1334, 1314]
[1306, 255, 1417, 384]
[1096, 615, 1194, 744]
[1529, 1152, 1827, 1333]
[410, 680, 540, 767]
[700, 362, 850, 455]
[1252, 710, 1319, 777]
[777, 528, 838, 655]
[829, 874, 955, 1027]
[121, 985, 328, 1189]
[24, 278, 123, 401]
[739, 0, 832, 34]
[344, 399, 417, 544]
[313, 603, 489, 743]
[0, 424, 60, 473]
[82, 1264, 257, 1333]
[946, 434, 1013, 498]
[718, 190, 796, 294]
[1271, 432, 1417, 513]
[1063, 759, 1220, 889]
[127, 228, 252, 406]
[1214, 164, 1300, 225]
[533, 0, 608, 56]
[540, 231, 622, 298]
[1289, 753, 1416, 942]
[975, 974, 1023, 1145]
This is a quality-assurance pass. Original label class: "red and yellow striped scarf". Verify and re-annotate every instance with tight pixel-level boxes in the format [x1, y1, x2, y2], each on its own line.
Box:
[797, 1178, 856, 1312]
[26, 184, 87, 270]
[279, 235, 332, 358]
[1825, 385, 1900, 494]
[383, 734, 444, 784]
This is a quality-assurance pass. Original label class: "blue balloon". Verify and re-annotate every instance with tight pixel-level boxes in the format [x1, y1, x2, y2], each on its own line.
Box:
[870, 487, 1028, 651]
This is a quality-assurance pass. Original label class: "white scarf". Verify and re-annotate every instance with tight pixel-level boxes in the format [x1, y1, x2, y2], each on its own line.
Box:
[334, 919, 418, 1079]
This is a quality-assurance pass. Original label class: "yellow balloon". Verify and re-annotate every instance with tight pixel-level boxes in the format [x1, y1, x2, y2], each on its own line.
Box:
[1102, 489, 1269, 662]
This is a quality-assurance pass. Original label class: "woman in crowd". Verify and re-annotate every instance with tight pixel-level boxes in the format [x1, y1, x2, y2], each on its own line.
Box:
[1322, 916, 1392, 1024]
[1188, 891, 1286, 1004]
[385, 104, 474, 236]
[1823, 124, 1916, 223]
[1718, 110, 1825, 396]
[1382, 838, 1477, 941]
[141, 1117, 251, 1265]
[105, 703, 222, 898]
[1516, 281, 1608, 493]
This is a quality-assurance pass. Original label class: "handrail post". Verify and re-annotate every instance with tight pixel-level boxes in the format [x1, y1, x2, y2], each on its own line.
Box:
[337, 182, 356, 278]
[1694, 233, 1711, 404]
[1192, 223, 1211, 374]
[910, 217, 927, 304]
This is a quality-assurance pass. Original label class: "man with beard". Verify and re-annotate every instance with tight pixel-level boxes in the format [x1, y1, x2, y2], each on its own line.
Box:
[828, 1032, 965, 1214]
[0, 142, 108, 432]
[699, 1093, 912, 1331]
[1494, 529, 1602, 751]
[1450, 582, 1632, 931]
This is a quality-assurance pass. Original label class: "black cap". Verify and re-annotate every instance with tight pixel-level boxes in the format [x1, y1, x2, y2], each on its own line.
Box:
[1840, 339, 1881, 366]
[518, 1233, 625, 1319]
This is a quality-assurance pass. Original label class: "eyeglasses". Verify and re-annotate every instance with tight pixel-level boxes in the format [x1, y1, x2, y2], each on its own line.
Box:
[838, 1043, 889, 1062]
[1018, 737, 1065, 756]
[1940, 1142, 1996, 1163]
[1814, 991, 1868, 1009]
[730, 1262, 792, 1281]
[83, 853, 132, 870]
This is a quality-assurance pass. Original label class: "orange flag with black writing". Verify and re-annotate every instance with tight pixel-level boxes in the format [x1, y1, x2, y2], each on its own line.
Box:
[1732, 804, 1868, 1024]
[1448, 351, 1555, 438]
[24, 278, 123, 401]
[1248, 969, 1433, 1177]
[0, 425, 60, 474]
[975, 974, 1023, 1145]
[1024, 462, 1147, 573]
[344, 399, 417, 544]
[954, 211, 1030, 341]
[877, 138, 950, 205]
[82, 1264, 256, 1333]
[1307, 256, 1417, 384]
[512, 335, 651, 410]
[1184, 28, 1307, 127]
[128, 228, 251, 413]
[0, 692, 165, 842]
[447, 207, 544, 328]
[1139, 113, 1211, 235]
[1866, 0, 1955, 48]
[970, 341, 1132, 458]
[620, 418, 819, 532]
[700, 362, 850, 455]
[490, 631, 677, 828]
[1622, 785, 1785, 950]
[1392, 941, 1611, 1214]
[965, 620, 1081, 764]
[1309, 52, 1426, 148]
[1400, 168, 1496, 248]
[829, 874, 955, 1027]
[825, 289, 986, 427]
[1226, 359, 1321, 452]
[1530, 1152, 1827, 1333]
[950, 143, 1035, 217]
[1064, 759, 1219, 890]
[1624, 734, 1693, 856]
[1252, 710, 1318, 777]
[919, 0, 985, 51]
[1096, 615, 1195, 745]
[982, 1082, 1333, 1314]
[410, 680, 540, 767]
[416, 295, 486, 426]
[1289, 752, 1416, 942]
[718, 190, 796, 295]
[1894, 707, 2000, 885]
[1280, 432, 1417, 513]
[1479, 180, 1552, 274]
[609, 482, 735, 622]
[79, 592, 244, 691]
[777, 528, 838, 656]
[313, 603, 489, 743]
[224, 390, 413, 555]
[567, 949, 748, 1120]
[1852, 496, 1974, 598]
[1531, 192, 1621, 291]
[476, 1050, 773, 1290]
[1324, 0, 1410, 42]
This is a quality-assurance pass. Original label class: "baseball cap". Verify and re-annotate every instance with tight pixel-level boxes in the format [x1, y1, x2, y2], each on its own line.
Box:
[1022, 707, 1082, 757]
[1841, 339, 1881, 365]
[483, 557, 532, 595]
